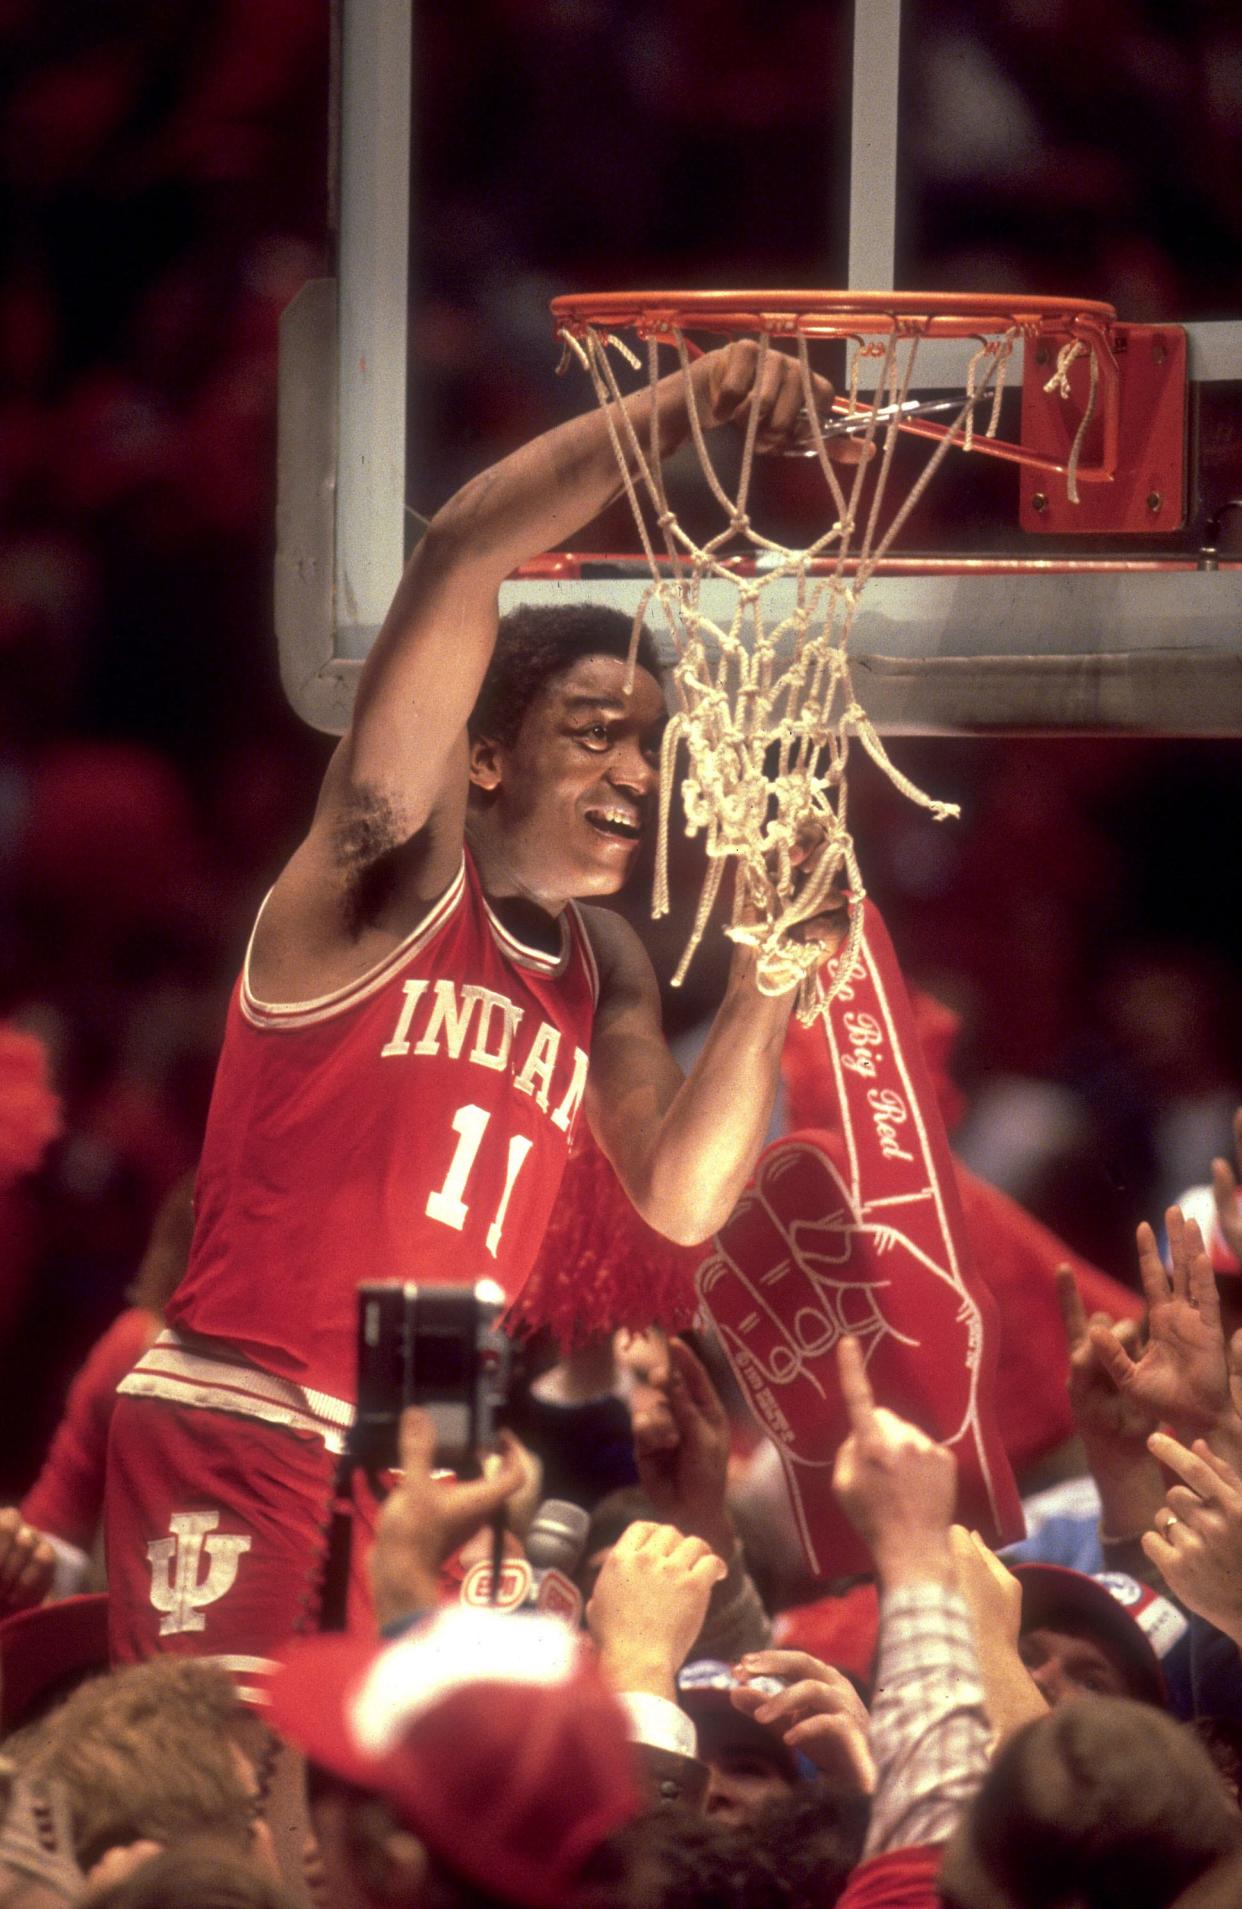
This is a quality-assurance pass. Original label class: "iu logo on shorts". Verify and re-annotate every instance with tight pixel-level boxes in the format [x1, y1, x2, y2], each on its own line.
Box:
[146, 1510, 252, 1636]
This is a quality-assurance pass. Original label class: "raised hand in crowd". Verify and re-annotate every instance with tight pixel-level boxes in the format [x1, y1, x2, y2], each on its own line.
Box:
[1055, 1263, 1167, 1546]
[1089, 1211, 1232, 1440]
[587, 1520, 727, 1702]
[831, 1334, 957, 1586]
[618, 1333, 734, 1557]
[947, 1525, 1048, 1740]
[0, 1508, 54, 1617]
[1211, 1106, 1242, 1264]
[730, 1646, 877, 1793]
[1144, 1432, 1242, 1648]
[368, 1405, 527, 1629]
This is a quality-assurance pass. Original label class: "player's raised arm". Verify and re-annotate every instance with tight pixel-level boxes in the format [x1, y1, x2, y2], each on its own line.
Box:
[264, 346, 834, 960]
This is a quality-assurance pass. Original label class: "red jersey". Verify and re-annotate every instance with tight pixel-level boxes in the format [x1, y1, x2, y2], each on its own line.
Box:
[167, 854, 598, 1412]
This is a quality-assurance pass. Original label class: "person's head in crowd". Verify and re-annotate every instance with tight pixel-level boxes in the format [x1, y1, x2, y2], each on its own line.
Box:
[1190, 1715, 1242, 1810]
[577, 1805, 785, 1909]
[939, 1696, 1242, 1909]
[81, 1838, 298, 1909]
[270, 1607, 639, 1909]
[20, 1659, 266, 1874]
[677, 1662, 801, 1825]
[743, 1786, 869, 1909]
[578, 1790, 867, 1909]
[1012, 1564, 1180, 1709]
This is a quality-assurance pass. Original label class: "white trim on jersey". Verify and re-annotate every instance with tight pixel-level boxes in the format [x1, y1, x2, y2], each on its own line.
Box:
[118, 1329, 353, 1453]
[240, 861, 468, 1029]
[568, 901, 601, 1008]
[480, 895, 570, 976]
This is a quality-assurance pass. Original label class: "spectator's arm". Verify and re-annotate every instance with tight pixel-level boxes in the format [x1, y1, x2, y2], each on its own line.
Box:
[368, 1407, 527, 1627]
[1210, 1106, 1242, 1265]
[587, 1520, 726, 1704]
[861, 1582, 990, 1858]
[1089, 1213, 1233, 1446]
[832, 1337, 990, 1856]
[618, 1332, 772, 1658]
[732, 1647, 877, 1793]
[0, 1513, 55, 1619]
[947, 1527, 1047, 1745]
[1054, 1265, 1166, 1545]
[1143, 1432, 1242, 1652]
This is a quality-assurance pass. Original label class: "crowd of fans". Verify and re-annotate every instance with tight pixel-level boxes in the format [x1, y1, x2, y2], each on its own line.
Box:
[1, 1075, 1242, 1905]
[3, 0, 1240, 1481]
[6, 1113, 1242, 1906]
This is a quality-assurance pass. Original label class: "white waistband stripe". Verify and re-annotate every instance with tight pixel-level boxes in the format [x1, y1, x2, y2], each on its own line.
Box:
[119, 1330, 353, 1453]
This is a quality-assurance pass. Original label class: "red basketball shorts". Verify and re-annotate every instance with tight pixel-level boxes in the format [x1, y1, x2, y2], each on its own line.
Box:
[105, 1396, 378, 1690]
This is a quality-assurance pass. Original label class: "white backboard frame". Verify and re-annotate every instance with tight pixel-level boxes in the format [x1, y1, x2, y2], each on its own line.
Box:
[276, 0, 1242, 737]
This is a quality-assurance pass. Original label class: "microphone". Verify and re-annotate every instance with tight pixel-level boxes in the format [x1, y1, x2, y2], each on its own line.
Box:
[526, 1499, 591, 1576]
[523, 1499, 590, 1624]
[460, 1498, 590, 1624]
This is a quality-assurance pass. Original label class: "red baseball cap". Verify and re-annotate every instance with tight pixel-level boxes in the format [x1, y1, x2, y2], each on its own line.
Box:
[0, 1592, 110, 1732]
[269, 1609, 640, 1909]
[1012, 1564, 1187, 1708]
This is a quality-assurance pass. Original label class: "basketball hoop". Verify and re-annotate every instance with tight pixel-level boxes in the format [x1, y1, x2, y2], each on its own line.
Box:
[550, 288, 1120, 1019]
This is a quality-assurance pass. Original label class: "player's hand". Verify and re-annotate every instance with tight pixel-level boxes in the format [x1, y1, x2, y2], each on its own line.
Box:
[368, 1406, 527, 1628]
[1211, 1107, 1242, 1265]
[587, 1520, 727, 1702]
[731, 1647, 876, 1792]
[832, 1335, 957, 1585]
[1143, 1432, 1242, 1646]
[0, 1508, 55, 1614]
[697, 341, 869, 463]
[787, 822, 852, 955]
[1088, 1211, 1229, 1439]
[626, 1337, 734, 1559]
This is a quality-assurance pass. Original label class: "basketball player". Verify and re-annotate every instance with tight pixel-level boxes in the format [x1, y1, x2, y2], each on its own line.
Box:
[104, 342, 854, 1667]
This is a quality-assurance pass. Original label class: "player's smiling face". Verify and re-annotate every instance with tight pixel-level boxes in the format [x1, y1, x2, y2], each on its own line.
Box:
[468, 653, 666, 905]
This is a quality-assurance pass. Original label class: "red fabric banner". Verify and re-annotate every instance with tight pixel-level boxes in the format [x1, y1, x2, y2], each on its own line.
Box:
[696, 902, 1024, 1580]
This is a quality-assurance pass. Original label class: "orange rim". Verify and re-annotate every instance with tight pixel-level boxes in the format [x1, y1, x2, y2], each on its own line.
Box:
[551, 288, 1117, 340]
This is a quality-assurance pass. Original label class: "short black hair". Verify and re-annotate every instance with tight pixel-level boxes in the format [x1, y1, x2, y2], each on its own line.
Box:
[468, 604, 663, 750]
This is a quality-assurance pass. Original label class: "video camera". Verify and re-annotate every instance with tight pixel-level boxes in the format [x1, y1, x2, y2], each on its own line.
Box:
[350, 1278, 515, 1476]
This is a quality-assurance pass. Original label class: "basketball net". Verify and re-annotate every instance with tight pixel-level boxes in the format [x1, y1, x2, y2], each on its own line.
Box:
[556, 319, 1025, 1022]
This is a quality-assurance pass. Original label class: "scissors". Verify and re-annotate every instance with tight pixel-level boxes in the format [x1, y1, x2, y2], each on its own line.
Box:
[789, 390, 998, 453]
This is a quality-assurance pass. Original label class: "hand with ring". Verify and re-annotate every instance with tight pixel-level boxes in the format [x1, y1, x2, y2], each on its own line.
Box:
[1143, 1431, 1242, 1646]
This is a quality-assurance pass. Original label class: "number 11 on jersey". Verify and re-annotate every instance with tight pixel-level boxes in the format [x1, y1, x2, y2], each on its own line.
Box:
[425, 1104, 534, 1258]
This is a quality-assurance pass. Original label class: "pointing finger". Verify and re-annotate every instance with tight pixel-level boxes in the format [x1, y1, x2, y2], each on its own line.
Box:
[837, 1334, 876, 1433]
[1054, 1264, 1089, 1348]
